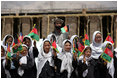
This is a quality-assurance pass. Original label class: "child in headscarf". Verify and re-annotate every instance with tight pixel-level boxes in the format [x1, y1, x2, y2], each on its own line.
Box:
[97, 41, 114, 78]
[17, 44, 32, 78]
[37, 39, 55, 78]
[70, 35, 79, 78]
[1, 45, 11, 78]
[2, 34, 14, 52]
[55, 39, 74, 78]
[90, 31, 103, 77]
[47, 33, 62, 54]
[22, 36, 39, 77]
[90, 31, 103, 59]
[75, 46, 95, 78]
[2, 35, 20, 78]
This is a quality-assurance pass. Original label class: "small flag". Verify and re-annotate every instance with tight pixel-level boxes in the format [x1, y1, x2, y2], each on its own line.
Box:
[61, 25, 69, 33]
[19, 32, 23, 43]
[83, 34, 90, 46]
[73, 37, 79, 53]
[101, 46, 113, 62]
[52, 41, 59, 53]
[12, 43, 23, 53]
[13, 42, 15, 46]
[28, 24, 39, 41]
[105, 34, 114, 45]
[18, 45, 23, 52]
[17, 34, 22, 44]
[7, 44, 12, 59]
[77, 38, 85, 57]
[12, 43, 18, 53]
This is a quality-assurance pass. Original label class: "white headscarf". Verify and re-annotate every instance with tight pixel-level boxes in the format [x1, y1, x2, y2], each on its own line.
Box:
[37, 39, 54, 78]
[70, 35, 78, 47]
[2, 34, 14, 52]
[102, 41, 114, 78]
[47, 34, 62, 54]
[58, 39, 73, 78]
[18, 44, 29, 76]
[79, 55, 92, 77]
[1, 45, 11, 78]
[79, 46, 92, 77]
[70, 35, 78, 53]
[47, 34, 57, 42]
[90, 31, 103, 59]
[23, 35, 34, 66]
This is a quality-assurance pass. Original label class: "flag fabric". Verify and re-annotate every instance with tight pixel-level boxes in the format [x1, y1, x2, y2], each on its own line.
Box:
[101, 47, 113, 62]
[17, 34, 22, 44]
[105, 35, 114, 45]
[83, 34, 90, 46]
[12, 43, 23, 53]
[7, 44, 12, 59]
[19, 32, 23, 43]
[52, 41, 59, 53]
[77, 38, 85, 57]
[61, 25, 69, 33]
[12, 43, 18, 53]
[28, 24, 39, 41]
[73, 37, 79, 53]
[18, 45, 23, 52]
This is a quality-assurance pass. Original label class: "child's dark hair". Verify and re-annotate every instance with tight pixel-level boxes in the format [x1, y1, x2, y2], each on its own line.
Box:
[23, 37, 30, 42]
[83, 47, 92, 53]
[65, 40, 71, 45]
[44, 40, 51, 45]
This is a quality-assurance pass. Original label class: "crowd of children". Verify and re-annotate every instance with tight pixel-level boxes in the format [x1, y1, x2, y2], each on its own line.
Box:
[1, 30, 117, 78]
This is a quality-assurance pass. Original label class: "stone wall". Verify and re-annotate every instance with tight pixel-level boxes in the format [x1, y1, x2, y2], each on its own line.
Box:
[1, 15, 117, 48]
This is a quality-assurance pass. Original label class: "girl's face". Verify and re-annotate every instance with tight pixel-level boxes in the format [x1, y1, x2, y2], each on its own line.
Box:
[95, 33, 102, 43]
[6, 37, 13, 46]
[1, 47, 5, 57]
[20, 47, 28, 56]
[64, 42, 71, 52]
[24, 38, 31, 47]
[43, 41, 51, 54]
[84, 49, 91, 58]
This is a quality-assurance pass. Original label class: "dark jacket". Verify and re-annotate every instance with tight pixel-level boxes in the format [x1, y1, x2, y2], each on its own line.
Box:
[38, 61, 55, 78]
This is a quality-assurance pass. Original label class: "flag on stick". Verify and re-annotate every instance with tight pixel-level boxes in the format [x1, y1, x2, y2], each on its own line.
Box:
[101, 45, 113, 62]
[61, 25, 69, 33]
[52, 41, 59, 53]
[6, 44, 12, 59]
[28, 24, 39, 41]
[77, 38, 85, 57]
[83, 34, 90, 46]
[105, 34, 114, 45]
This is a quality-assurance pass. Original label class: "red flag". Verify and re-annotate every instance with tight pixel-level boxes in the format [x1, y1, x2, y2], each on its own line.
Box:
[7, 44, 10, 52]
[52, 41, 57, 49]
[78, 43, 85, 52]
[31, 27, 38, 34]
[104, 47, 113, 58]
[13, 42, 16, 46]
[85, 34, 89, 40]
[28, 24, 39, 41]
[105, 35, 114, 44]
[19, 32, 23, 43]
[52, 41, 59, 53]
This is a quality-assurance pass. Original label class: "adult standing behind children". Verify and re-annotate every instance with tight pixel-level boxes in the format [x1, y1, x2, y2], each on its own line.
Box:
[51, 18, 69, 47]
